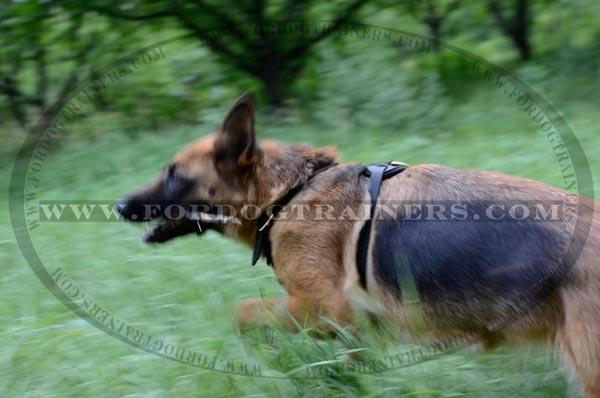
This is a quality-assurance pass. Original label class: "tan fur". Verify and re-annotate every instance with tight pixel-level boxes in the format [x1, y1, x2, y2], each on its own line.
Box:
[125, 93, 600, 397]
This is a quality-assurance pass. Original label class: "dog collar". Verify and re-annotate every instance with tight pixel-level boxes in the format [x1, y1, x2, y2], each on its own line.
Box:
[251, 163, 338, 266]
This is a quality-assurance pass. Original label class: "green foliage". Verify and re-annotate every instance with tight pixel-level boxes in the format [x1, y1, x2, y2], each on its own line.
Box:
[1, 1, 600, 396]
[2, 0, 600, 149]
[307, 40, 449, 133]
[3, 91, 599, 394]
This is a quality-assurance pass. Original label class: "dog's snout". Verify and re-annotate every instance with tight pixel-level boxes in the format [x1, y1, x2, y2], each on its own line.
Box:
[115, 198, 147, 221]
[116, 194, 163, 222]
[115, 199, 135, 220]
[115, 199, 127, 214]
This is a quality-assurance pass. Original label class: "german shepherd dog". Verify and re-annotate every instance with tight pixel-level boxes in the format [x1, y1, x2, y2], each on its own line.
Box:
[118, 93, 600, 396]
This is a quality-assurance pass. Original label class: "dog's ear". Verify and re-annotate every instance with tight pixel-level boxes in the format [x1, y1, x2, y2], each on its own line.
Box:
[215, 92, 257, 169]
[309, 146, 339, 171]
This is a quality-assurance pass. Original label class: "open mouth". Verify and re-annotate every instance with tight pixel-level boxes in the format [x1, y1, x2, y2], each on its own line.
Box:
[117, 198, 242, 244]
[142, 210, 241, 244]
[143, 217, 201, 243]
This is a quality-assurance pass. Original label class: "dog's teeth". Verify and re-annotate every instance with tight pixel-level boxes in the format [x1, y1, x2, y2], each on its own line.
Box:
[145, 222, 151, 234]
[186, 211, 241, 225]
[187, 211, 200, 220]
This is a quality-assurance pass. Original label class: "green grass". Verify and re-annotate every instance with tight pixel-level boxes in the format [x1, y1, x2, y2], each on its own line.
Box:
[1, 85, 599, 398]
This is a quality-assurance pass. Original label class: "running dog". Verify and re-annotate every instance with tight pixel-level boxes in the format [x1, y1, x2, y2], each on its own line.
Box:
[117, 93, 600, 397]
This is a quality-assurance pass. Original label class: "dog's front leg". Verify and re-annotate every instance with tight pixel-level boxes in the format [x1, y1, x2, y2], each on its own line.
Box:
[234, 297, 297, 333]
[234, 293, 352, 337]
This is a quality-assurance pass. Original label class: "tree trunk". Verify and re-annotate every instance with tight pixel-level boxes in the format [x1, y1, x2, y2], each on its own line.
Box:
[511, 27, 531, 60]
[511, 0, 531, 60]
[255, 56, 302, 107]
[489, 0, 532, 61]
[425, 16, 443, 52]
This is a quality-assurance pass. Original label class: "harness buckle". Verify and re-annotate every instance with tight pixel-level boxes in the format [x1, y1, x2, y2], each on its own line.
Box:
[258, 213, 275, 232]
[389, 160, 410, 168]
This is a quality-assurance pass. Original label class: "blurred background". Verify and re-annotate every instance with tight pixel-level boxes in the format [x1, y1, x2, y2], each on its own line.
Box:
[1, 1, 599, 397]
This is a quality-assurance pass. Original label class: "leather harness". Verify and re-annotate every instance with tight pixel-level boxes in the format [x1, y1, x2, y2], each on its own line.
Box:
[252, 161, 408, 290]
[355, 162, 408, 289]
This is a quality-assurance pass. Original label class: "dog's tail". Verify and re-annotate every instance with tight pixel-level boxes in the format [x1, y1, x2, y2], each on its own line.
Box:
[557, 204, 600, 398]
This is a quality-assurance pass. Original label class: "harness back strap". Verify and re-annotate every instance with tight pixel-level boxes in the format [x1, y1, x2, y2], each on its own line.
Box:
[356, 162, 408, 289]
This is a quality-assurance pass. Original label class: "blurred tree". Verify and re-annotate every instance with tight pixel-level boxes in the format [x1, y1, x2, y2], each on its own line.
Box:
[0, 1, 107, 132]
[404, 0, 462, 51]
[90, 0, 369, 106]
[488, 0, 532, 60]
[0, 0, 154, 138]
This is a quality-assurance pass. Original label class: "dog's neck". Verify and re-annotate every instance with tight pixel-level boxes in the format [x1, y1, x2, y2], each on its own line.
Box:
[224, 142, 339, 248]
[255, 142, 339, 209]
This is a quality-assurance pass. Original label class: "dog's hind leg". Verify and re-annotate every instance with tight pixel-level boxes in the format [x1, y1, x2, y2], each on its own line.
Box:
[557, 286, 600, 398]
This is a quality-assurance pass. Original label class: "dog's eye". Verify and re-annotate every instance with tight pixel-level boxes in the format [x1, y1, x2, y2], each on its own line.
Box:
[165, 164, 193, 198]
[167, 164, 186, 182]
[167, 164, 177, 178]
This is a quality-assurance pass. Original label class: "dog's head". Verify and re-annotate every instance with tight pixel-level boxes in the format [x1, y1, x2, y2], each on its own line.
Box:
[117, 92, 339, 244]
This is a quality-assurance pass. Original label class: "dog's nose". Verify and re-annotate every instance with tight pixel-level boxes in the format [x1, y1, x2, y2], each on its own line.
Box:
[115, 199, 129, 216]
[116, 199, 143, 221]
[116, 197, 155, 221]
